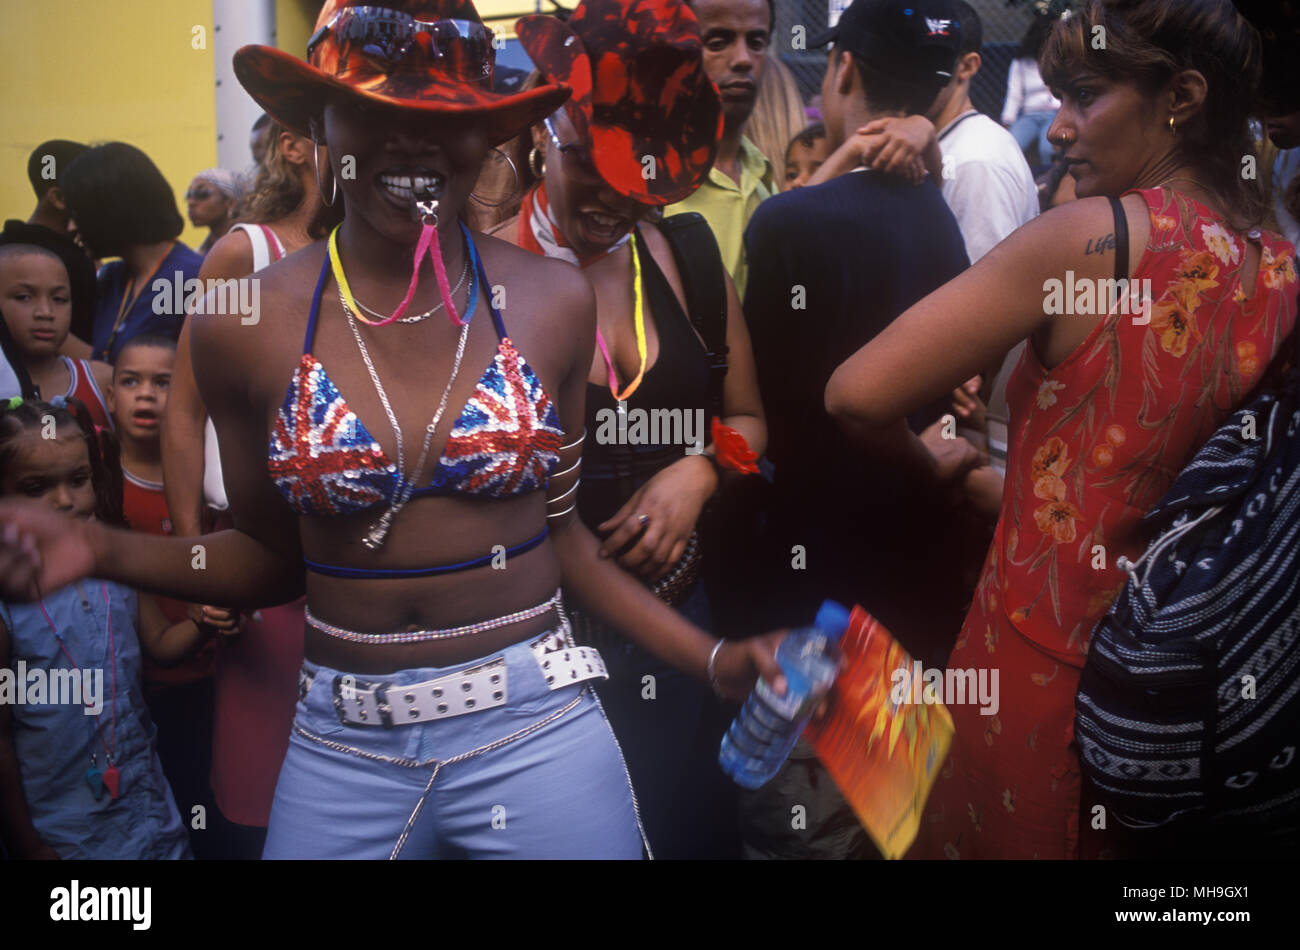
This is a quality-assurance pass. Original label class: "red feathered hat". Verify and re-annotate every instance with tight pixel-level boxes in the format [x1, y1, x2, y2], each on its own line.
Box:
[516, 0, 723, 205]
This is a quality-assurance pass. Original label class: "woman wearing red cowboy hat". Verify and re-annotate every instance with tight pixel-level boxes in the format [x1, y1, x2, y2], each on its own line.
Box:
[0, 0, 787, 860]
[490, 0, 767, 858]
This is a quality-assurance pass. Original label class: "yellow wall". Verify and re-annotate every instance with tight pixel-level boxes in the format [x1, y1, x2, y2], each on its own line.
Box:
[0, 0, 546, 254]
[1, 0, 218, 252]
[276, 0, 321, 60]
[476, 0, 545, 38]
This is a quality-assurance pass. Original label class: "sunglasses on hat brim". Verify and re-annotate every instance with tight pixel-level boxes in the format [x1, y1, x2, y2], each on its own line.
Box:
[308, 5, 495, 84]
[544, 116, 605, 182]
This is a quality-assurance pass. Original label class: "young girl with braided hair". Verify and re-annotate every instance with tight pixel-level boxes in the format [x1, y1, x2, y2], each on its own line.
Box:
[0, 396, 217, 858]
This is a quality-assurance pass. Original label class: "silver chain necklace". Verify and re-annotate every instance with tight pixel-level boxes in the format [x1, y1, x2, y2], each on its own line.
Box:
[353, 251, 471, 325]
[339, 287, 472, 549]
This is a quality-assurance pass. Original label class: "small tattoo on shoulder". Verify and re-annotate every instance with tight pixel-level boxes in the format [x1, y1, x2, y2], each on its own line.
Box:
[1085, 232, 1117, 256]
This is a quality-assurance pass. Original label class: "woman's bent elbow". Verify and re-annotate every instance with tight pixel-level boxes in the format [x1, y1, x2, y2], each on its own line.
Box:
[824, 367, 866, 428]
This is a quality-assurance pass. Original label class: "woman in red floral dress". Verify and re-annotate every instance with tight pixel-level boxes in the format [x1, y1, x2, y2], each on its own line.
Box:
[825, 0, 1298, 859]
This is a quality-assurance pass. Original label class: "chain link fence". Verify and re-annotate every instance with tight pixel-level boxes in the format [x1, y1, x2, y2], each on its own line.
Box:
[772, 0, 1039, 121]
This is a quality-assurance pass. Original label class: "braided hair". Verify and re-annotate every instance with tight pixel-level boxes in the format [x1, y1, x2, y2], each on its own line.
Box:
[0, 396, 124, 526]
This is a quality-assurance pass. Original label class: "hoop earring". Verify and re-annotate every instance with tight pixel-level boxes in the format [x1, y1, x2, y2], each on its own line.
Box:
[528, 147, 545, 179]
[470, 148, 521, 208]
[313, 144, 338, 207]
[1168, 116, 1176, 134]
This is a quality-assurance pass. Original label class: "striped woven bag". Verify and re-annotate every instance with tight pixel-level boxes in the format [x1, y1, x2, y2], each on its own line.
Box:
[1075, 339, 1300, 837]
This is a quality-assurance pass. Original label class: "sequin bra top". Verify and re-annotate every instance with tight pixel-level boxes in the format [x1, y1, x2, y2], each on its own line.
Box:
[268, 232, 564, 517]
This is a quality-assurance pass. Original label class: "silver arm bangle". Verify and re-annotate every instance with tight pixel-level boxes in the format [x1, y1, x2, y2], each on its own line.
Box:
[546, 502, 578, 519]
[706, 639, 726, 697]
[545, 479, 580, 507]
[558, 429, 588, 451]
[550, 457, 583, 480]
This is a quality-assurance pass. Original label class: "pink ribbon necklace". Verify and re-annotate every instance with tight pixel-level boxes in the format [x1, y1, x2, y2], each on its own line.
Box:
[335, 191, 464, 328]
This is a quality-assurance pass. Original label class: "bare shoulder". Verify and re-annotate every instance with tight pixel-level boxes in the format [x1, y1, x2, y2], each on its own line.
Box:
[485, 213, 520, 243]
[1006, 195, 1114, 245]
[190, 241, 326, 408]
[625, 219, 688, 306]
[980, 194, 1150, 278]
[474, 230, 594, 325]
[198, 227, 255, 281]
[632, 219, 680, 276]
[1033, 191, 1151, 238]
[635, 219, 672, 261]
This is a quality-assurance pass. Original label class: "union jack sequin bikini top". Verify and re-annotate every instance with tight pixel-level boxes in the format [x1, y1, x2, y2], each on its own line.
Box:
[268, 233, 564, 518]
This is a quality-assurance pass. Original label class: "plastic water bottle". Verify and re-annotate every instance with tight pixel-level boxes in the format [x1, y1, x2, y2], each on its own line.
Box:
[718, 600, 851, 789]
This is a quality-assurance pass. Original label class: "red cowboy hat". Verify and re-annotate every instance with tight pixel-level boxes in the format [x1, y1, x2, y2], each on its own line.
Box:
[233, 0, 571, 147]
[516, 0, 723, 206]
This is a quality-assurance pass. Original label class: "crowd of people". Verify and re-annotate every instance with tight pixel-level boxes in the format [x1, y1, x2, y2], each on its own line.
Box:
[0, 0, 1297, 861]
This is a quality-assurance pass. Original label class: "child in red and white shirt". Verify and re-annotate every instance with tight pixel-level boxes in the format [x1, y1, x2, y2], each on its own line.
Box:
[109, 333, 236, 858]
[0, 243, 113, 430]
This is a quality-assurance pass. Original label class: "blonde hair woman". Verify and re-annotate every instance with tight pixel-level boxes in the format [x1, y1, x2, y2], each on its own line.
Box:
[743, 55, 808, 189]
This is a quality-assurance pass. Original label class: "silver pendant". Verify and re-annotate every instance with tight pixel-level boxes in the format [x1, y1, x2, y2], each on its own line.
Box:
[412, 194, 440, 227]
[364, 510, 395, 550]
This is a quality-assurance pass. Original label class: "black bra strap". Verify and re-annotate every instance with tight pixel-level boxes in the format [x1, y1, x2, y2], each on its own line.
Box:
[1108, 196, 1129, 284]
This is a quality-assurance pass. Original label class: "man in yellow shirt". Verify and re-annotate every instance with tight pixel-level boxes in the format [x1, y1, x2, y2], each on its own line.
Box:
[666, 0, 776, 296]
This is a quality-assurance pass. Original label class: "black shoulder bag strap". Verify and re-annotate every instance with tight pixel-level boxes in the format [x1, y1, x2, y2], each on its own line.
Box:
[1108, 196, 1129, 284]
[657, 212, 730, 422]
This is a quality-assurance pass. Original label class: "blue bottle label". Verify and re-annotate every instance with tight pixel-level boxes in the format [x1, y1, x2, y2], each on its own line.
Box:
[754, 676, 805, 721]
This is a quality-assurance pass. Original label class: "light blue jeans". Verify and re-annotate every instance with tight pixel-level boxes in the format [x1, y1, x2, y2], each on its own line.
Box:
[262, 630, 645, 859]
[1010, 110, 1058, 165]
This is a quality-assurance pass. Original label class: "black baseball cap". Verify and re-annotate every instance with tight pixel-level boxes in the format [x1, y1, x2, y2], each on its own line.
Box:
[810, 0, 962, 89]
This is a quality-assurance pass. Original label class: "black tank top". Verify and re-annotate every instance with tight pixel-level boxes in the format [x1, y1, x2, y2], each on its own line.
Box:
[578, 228, 710, 531]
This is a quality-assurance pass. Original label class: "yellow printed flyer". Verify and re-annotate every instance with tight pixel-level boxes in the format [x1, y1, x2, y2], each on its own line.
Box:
[806, 607, 954, 859]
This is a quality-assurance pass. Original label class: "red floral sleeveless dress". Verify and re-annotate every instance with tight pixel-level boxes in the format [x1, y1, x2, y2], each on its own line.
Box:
[912, 188, 1298, 859]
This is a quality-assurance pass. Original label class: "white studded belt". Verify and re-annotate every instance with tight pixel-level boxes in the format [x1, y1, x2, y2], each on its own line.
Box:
[301, 620, 609, 728]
